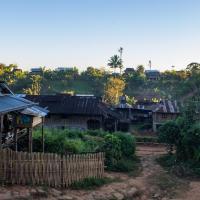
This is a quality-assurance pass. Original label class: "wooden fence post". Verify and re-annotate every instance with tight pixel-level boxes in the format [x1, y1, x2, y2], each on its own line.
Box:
[42, 117, 44, 153]
[0, 115, 3, 150]
[14, 128, 18, 152]
[28, 128, 33, 153]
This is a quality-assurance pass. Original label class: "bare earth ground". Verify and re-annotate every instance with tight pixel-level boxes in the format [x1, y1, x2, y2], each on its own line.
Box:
[0, 145, 200, 200]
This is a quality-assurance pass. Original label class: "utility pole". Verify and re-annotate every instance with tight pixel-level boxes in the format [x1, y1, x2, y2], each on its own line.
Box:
[149, 60, 152, 70]
[118, 47, 123, 74]
[118, 47, 123, 60]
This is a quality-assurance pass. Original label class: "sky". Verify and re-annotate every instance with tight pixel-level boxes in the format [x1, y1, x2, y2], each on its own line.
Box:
[0, 0, 200, 71]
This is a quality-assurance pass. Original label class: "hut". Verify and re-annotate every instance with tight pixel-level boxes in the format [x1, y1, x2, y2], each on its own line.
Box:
[0, 81, 48, 152]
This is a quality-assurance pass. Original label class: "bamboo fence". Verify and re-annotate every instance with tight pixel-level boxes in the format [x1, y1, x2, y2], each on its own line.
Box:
[0, 149, 104, 187]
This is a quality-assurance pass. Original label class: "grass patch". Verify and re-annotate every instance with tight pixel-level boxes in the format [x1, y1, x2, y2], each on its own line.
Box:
[109, 157, 142, 177]
[157, 154, 200, 178]
[135, 136, 159, 143]
[70, 177, 114, 190]
[156, 154, 176, 170]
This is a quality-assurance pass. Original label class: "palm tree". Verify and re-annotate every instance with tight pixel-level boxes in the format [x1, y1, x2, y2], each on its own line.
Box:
[108, 55, 122, 74]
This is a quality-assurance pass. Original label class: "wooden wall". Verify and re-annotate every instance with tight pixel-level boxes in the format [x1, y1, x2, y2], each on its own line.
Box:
[44, 115, 102, 130]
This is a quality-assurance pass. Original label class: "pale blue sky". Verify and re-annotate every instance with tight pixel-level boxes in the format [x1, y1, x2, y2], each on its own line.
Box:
[0, 0, 200, 71]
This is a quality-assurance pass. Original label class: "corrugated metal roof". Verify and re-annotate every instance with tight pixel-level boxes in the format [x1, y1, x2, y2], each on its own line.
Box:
[20, 106, 48, 117]
[153, 100, 180, 113]
[0, 95, 36, 114]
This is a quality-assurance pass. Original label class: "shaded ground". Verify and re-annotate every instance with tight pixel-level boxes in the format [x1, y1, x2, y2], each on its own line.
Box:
[0, 145, 199, 200]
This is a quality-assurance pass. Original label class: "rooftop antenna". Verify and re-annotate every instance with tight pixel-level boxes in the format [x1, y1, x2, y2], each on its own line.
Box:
[149, 60, 152, 70]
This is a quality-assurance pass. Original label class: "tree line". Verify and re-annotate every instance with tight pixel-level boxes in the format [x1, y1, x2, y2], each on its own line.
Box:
[1, 61, 200, 105]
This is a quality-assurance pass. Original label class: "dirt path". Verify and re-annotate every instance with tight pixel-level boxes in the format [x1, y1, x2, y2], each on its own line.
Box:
[177, 181, 200, 200]
[0, 145, 199, 200]
[136, 145, 200, 200]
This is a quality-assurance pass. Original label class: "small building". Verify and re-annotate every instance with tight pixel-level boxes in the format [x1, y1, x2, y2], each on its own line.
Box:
[124, 68, 135, 75]
[30, 67, 43, 74]
[55, 67, 74, 72]
[152, 100, 180, 132]
[25, 94, 131, 132]
[134, 100, 158, 110]
[13, 68, 22, 73]
[0, 81, 48, 151]
[145, 70, 160, 80]
[25, 94, 105, 130]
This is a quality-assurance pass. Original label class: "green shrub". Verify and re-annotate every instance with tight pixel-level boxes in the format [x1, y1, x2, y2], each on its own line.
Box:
[32, 129, 137, 172]
[63, 139, 86, 154]
[70, 177, 112, 190]
[156, 154, 176, 169]
[101, 132, 136, 171]
[65, 130, 84, 139]
[86, 130, 108, 137]
[115, 132, 136, 158]
[111, 158, 138, 172]
[101, 134, 122, 170]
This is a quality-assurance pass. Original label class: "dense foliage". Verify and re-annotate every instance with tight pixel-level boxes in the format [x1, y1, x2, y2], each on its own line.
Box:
[158, 102, 200, 176]
[1, 62, 200, 105]
[32, 129, 136, 172]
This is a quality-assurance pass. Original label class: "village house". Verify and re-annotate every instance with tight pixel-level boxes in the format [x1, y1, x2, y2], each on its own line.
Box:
[30, 67, 43, 74]
[152, 100, 180, 132]
[25, 94, 106, 130]
[145, 70, 160, 80]
[25, 94, 131, 132]
[55, 67, 74, 72]
[124, 67, 135, 75]
[132, 100, 158, 123]
[0, 81, 48, 151]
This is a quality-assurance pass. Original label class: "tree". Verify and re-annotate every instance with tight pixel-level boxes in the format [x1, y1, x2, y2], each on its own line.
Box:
[23, 75, 42, 95]
[186, 62, 200, 74]
[108, 55, 122, 74]
[104, 77, 125, 105]
[136, 65, 145, 75]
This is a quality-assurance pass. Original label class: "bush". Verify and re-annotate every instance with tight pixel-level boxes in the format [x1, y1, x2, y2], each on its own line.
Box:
[100, 132, 136, 171]
[111, 158, 139, 172]
[156, 154, 176, 169]
[32, 129, 137, 172]
[157, 154, 200, 177]
[115, 132, 136, 158]
[158, 120, 181, 154]
[101, 134, 122, 169]
[70, 177, 113, 190]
